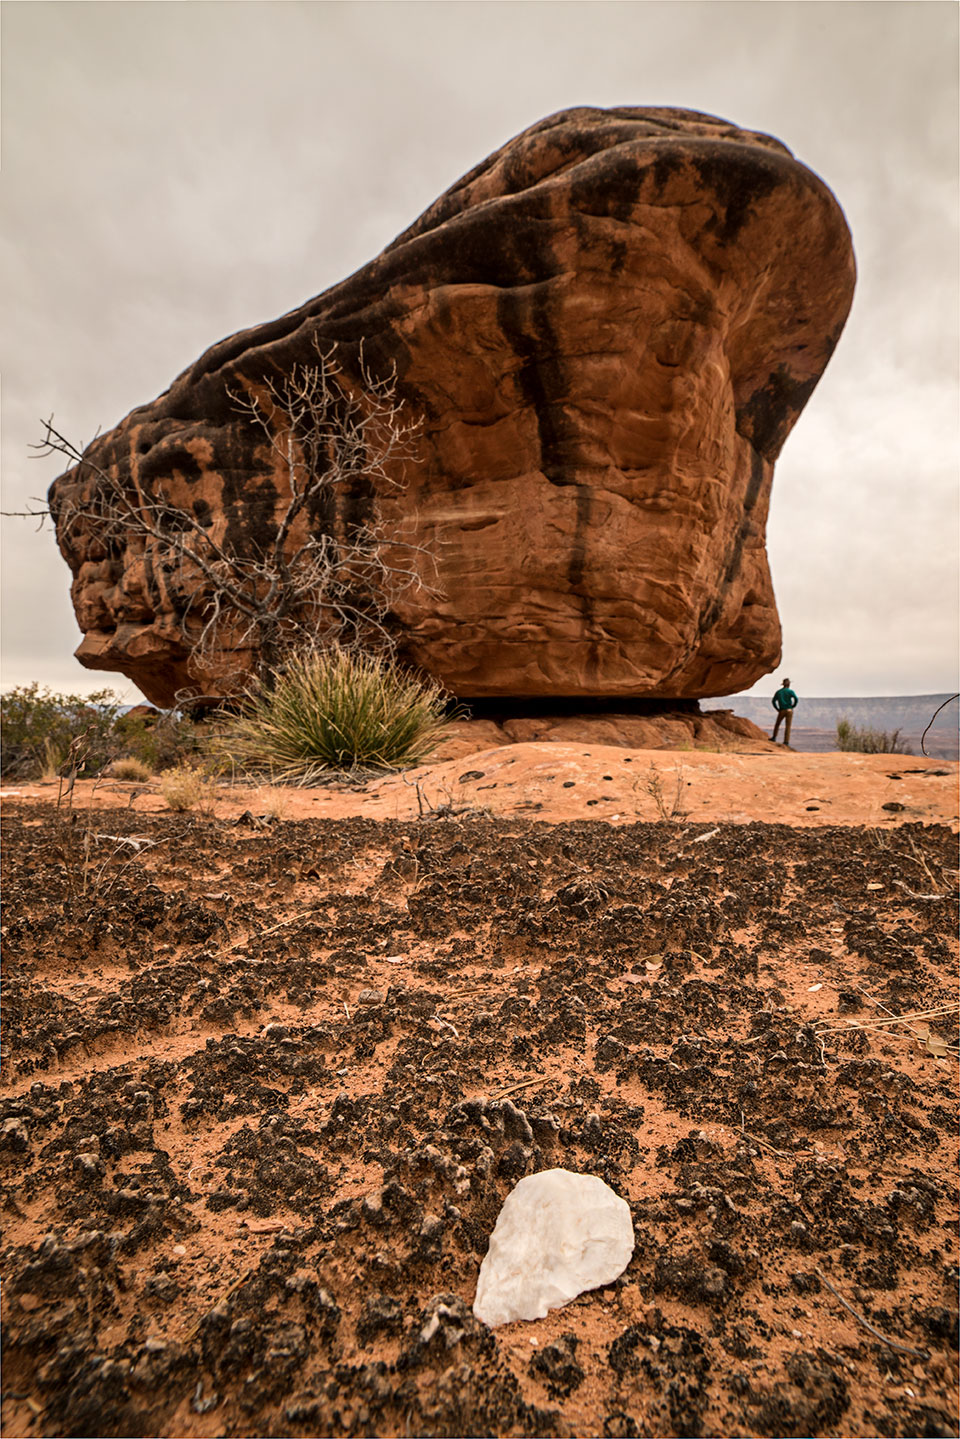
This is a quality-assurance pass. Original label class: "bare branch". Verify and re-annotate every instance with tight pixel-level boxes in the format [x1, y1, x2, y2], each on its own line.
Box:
[920, 694, 959, 757]
[33, 342, 437, 696]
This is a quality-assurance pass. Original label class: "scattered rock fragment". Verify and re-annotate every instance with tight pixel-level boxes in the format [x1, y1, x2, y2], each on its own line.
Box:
[473, 1169, 634, 1326]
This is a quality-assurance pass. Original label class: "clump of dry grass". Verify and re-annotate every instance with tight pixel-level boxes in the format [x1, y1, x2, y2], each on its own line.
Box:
[159, 764, 216, 814]
[40, 735, 70, 782]
[108, 757, 153, 783]
[252, 786, 288, 821]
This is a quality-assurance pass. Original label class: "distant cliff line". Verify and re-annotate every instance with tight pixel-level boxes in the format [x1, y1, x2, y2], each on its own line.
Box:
[725, 693, 958, 758]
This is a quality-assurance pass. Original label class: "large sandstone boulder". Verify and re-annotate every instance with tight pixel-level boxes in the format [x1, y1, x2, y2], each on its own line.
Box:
[50, 106, 855, 708]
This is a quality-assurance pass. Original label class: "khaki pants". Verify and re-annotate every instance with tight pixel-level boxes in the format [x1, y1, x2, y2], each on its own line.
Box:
[772, 708, 793, 744]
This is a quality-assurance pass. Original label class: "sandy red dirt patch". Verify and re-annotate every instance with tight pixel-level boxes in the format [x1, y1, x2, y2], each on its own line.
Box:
[3, 744, 956, 831]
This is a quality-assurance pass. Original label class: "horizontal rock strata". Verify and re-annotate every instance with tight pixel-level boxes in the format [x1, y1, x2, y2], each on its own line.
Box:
[50, 106, 855, 707]
[431, 708, 774, 763]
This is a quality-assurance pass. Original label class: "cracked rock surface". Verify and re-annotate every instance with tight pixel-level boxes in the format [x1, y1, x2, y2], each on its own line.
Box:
[2, 803, 956, 1437]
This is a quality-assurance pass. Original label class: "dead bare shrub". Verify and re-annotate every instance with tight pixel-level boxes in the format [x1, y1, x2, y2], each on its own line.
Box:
[640, 763, 689, 822]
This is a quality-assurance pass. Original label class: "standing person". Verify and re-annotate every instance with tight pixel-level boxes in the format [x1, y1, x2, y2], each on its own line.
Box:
[771, 677, 798, 744]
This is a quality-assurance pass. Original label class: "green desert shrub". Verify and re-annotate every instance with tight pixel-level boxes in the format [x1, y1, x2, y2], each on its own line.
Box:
[836, 718, 911, 755]
[212, 647, 450, 781]
[0, 683, 124, 779]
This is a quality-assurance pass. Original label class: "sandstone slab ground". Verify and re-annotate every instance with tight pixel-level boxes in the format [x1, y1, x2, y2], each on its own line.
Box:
[1, 799, 957, 1437]
[2, 744, 958, 832]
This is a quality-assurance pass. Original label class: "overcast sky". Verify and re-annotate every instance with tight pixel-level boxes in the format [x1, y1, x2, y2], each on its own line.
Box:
[2, 0, 957, 703]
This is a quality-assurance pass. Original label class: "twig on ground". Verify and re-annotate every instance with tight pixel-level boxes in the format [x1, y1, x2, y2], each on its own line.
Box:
[815, 1268, 930, 1359]
[93, 837, 167, 899]
[256, 908, 324, 941]
[398, 770, 478, 820]
[181, 1268, 257, 1345]
[490, 1076, 547, 1101]
[853, 986, 898, 1017]
[214, 906, 325, 957]
[399, 770, 429, 818]
[734, 1115, 796, 1159]
[905, 834, 943, 891]
[848, 987, 945, 1044]
[742, 1131, 791, 1158]
[816, 1003, 958, 1036]
[892, 880, 945, 901]
[186, 1165, 217, 1196]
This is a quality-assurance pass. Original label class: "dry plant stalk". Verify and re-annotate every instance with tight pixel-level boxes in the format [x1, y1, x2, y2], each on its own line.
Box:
[814, 1268, 930, 1359]
[51, 727, 160, 904]
[252, 786, 288, 821]
[640, 763, 689, 822]
[816, 1003, 959, 1035]
[40, 735, 69, 782]
[398, 771, 484, 820]
[491, 1077, 548, 1101]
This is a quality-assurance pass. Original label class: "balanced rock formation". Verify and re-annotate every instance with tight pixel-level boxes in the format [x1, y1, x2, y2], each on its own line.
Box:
[50, 106, 855, 707]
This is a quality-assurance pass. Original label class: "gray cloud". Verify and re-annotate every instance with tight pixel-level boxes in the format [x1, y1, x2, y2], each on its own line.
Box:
[2, 0, 957, 699]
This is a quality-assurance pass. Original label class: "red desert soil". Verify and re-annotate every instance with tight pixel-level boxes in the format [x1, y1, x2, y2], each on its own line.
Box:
[2, 739, 958, 831]
[1, 744, 957, 1438]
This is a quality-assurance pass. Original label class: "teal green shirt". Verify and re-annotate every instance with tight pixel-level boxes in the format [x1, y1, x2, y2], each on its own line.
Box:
[773, 686, 798, 711]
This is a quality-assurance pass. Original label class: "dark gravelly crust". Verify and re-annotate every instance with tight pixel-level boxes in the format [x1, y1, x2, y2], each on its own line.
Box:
[1, 805, 957, 1438]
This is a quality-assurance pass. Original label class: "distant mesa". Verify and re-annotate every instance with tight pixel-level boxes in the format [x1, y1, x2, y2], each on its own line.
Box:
[50, 106, 855, 708]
